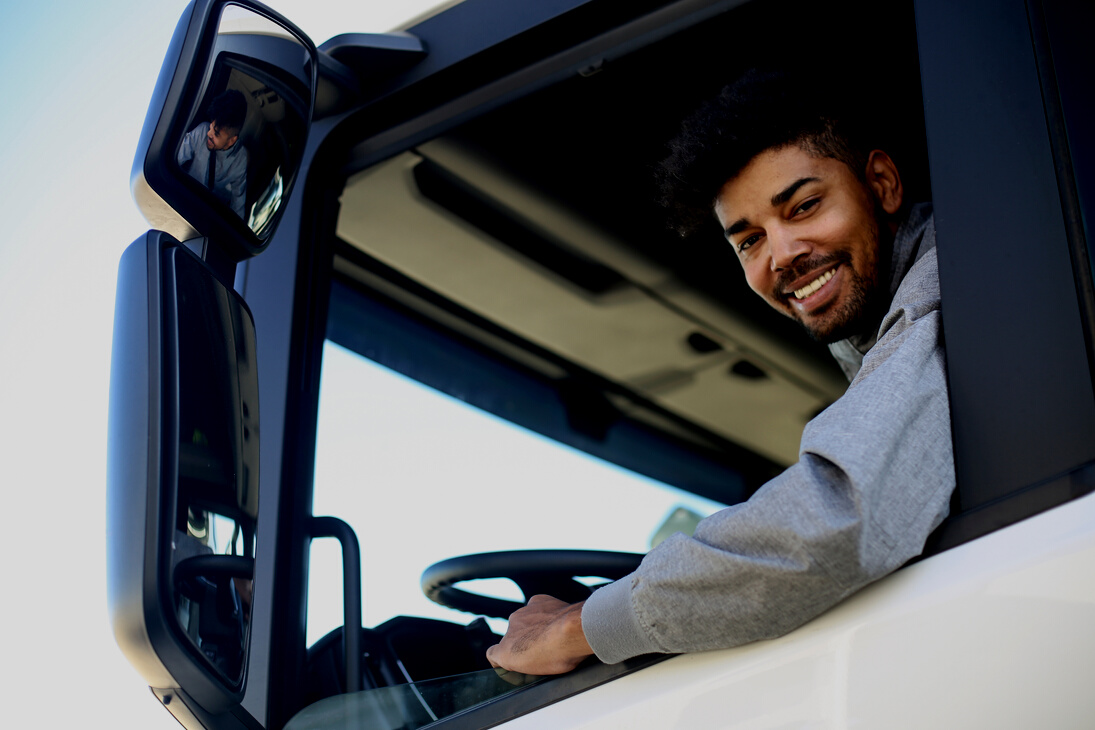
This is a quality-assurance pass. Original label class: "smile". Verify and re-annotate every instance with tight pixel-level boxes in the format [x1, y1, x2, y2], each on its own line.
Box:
[793, 269, 836, 300]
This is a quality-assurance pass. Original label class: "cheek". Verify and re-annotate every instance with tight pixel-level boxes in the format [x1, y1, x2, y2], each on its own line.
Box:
[810, 208, 857, 245]
[742, 261, 771, 298]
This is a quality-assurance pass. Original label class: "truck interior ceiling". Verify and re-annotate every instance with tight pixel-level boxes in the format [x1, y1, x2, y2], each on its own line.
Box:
[327, 0, 928, 491]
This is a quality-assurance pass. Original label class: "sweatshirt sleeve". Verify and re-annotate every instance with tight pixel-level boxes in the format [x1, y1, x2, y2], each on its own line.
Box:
[177, 124, 202, 168]
[582, 248, 955, 664]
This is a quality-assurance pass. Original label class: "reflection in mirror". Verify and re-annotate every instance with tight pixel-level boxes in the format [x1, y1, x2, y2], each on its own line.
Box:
[168, 247, 259, 687]
[175, 3, 310, 238]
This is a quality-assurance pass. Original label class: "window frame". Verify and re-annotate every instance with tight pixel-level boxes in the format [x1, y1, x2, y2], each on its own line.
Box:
[914, 0, 1095, 551]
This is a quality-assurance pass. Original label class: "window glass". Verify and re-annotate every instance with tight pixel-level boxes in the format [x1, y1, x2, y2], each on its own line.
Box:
[307, 341, 724, 645]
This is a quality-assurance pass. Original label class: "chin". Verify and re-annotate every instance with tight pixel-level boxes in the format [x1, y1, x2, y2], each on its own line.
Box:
[803, 321, 859, 345]
[801, 297, 885, 344]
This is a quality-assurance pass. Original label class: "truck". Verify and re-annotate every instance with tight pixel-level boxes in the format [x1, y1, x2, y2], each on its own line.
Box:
[107, 0, 1095, 727]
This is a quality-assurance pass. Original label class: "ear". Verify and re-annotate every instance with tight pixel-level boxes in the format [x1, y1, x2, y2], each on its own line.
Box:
[225, 134, 239, 149]
[865, 150, 903, 214]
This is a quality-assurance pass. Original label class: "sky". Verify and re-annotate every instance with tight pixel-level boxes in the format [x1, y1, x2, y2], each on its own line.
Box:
[0, 2, 458, 727]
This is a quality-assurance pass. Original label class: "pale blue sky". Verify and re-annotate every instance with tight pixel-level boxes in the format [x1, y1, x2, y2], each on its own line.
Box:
[0, 2, 188, 726]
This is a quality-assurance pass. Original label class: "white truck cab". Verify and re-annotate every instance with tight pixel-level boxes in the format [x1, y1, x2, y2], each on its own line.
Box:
[107, 0, 1095, 728]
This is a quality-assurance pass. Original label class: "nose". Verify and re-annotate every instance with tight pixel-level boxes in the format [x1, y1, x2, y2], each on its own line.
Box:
[768, 227, 811, 272]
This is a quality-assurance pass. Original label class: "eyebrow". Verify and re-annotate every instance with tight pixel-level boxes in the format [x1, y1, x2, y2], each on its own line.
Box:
[723, 176, 822, 240]
[771, 176, 820, 207]
[724, 217, 751, 239]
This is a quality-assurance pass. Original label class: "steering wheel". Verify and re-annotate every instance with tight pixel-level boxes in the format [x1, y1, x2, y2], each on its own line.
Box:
[421, 550, 643, 619]
[174, 555, 254, 602]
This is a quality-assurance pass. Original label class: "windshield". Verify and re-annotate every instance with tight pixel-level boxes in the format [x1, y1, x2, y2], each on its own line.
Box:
[308, 341, 725, 643]
[285, 668, 540, 730]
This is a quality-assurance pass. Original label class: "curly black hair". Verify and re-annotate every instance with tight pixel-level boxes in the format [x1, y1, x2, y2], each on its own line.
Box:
[657, 69, 871, 237]
[207, 89, 248, 135]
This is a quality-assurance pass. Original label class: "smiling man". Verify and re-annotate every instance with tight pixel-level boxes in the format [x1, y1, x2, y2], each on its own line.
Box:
[487, 71, 956, 675]
[717, 146, 899, 345]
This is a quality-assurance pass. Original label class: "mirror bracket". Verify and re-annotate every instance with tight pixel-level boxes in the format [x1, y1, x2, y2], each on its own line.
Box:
[318, 32, 427, 87]
[180, 235, 239, 285]
[315, 52, 363, 118]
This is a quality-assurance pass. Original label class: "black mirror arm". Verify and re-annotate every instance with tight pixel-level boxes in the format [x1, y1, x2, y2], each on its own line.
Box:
[317, 32, 427, 88]
[309, 517, 362, 694]
[177, 236, 239, 285]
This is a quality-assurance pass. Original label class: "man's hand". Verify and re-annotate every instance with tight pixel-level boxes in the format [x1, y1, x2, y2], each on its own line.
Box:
[486, 595, 594, 675]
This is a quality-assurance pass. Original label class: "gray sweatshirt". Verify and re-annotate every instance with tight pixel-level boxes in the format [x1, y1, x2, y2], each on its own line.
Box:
[582, 204, 954, 663]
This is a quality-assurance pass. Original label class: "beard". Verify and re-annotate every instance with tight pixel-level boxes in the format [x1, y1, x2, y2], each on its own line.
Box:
[772, 237, 889, 345]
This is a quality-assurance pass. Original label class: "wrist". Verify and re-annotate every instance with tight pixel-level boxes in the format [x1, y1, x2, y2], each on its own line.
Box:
[555, 601, 593, 660]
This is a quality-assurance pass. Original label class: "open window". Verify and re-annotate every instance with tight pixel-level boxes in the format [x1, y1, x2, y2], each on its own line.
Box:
[285, 0, 940, 726]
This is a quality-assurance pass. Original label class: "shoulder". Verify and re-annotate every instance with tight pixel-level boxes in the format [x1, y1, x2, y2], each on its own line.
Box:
[229, 143, 249, 164]
[891, 210, 940, 315]
[895, 243, 939, 310]
[851, 210, 942, 381]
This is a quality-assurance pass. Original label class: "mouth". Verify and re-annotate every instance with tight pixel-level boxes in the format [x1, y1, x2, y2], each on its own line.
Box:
[792, 268, 836, 300]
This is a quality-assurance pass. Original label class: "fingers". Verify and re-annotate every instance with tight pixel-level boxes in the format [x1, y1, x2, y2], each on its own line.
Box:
[482, 596, 593, 675]
[524, 594, 567, 611]
[493, 666, 539, 686]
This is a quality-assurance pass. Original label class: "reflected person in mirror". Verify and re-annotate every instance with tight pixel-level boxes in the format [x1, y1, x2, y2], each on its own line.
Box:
[487, 69, 955, 675]
[177, 89, 249, 220]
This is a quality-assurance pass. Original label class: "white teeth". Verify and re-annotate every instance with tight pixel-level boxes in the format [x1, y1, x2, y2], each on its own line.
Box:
[794, 269, 835, 299]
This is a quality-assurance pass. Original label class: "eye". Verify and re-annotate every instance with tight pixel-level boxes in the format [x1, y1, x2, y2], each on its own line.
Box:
[737, 233, 763, 253]
[793, 198, 820, 216]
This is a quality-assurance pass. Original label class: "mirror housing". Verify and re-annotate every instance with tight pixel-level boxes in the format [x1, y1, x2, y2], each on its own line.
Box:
[132, 0, 316, 262]
[107, 230, 259, 713]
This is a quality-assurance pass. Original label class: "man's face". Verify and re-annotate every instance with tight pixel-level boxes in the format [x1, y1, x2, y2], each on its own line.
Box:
[714, 145, 893, 343]
[205, 121, 239, 151]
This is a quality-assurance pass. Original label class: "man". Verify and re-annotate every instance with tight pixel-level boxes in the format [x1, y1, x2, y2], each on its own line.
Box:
[177, 89, 249, 220]
[486, 71, 955, 674]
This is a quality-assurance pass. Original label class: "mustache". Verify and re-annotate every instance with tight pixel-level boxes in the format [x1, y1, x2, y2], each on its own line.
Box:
[772, 252, 851, 299]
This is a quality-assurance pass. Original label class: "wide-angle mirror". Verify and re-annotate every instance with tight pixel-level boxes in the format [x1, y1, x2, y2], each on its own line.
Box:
[169, 242, 260, 687]
[108, 231, 259, 713]
[133, 0, 315, 260]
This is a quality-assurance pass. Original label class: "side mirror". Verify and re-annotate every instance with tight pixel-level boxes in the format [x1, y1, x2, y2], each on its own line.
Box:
[132, 0, 316, 262]
[107, 231, 259, 713]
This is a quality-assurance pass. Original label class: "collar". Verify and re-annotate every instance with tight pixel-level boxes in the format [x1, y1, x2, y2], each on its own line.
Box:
[844, 202, 934, 356]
